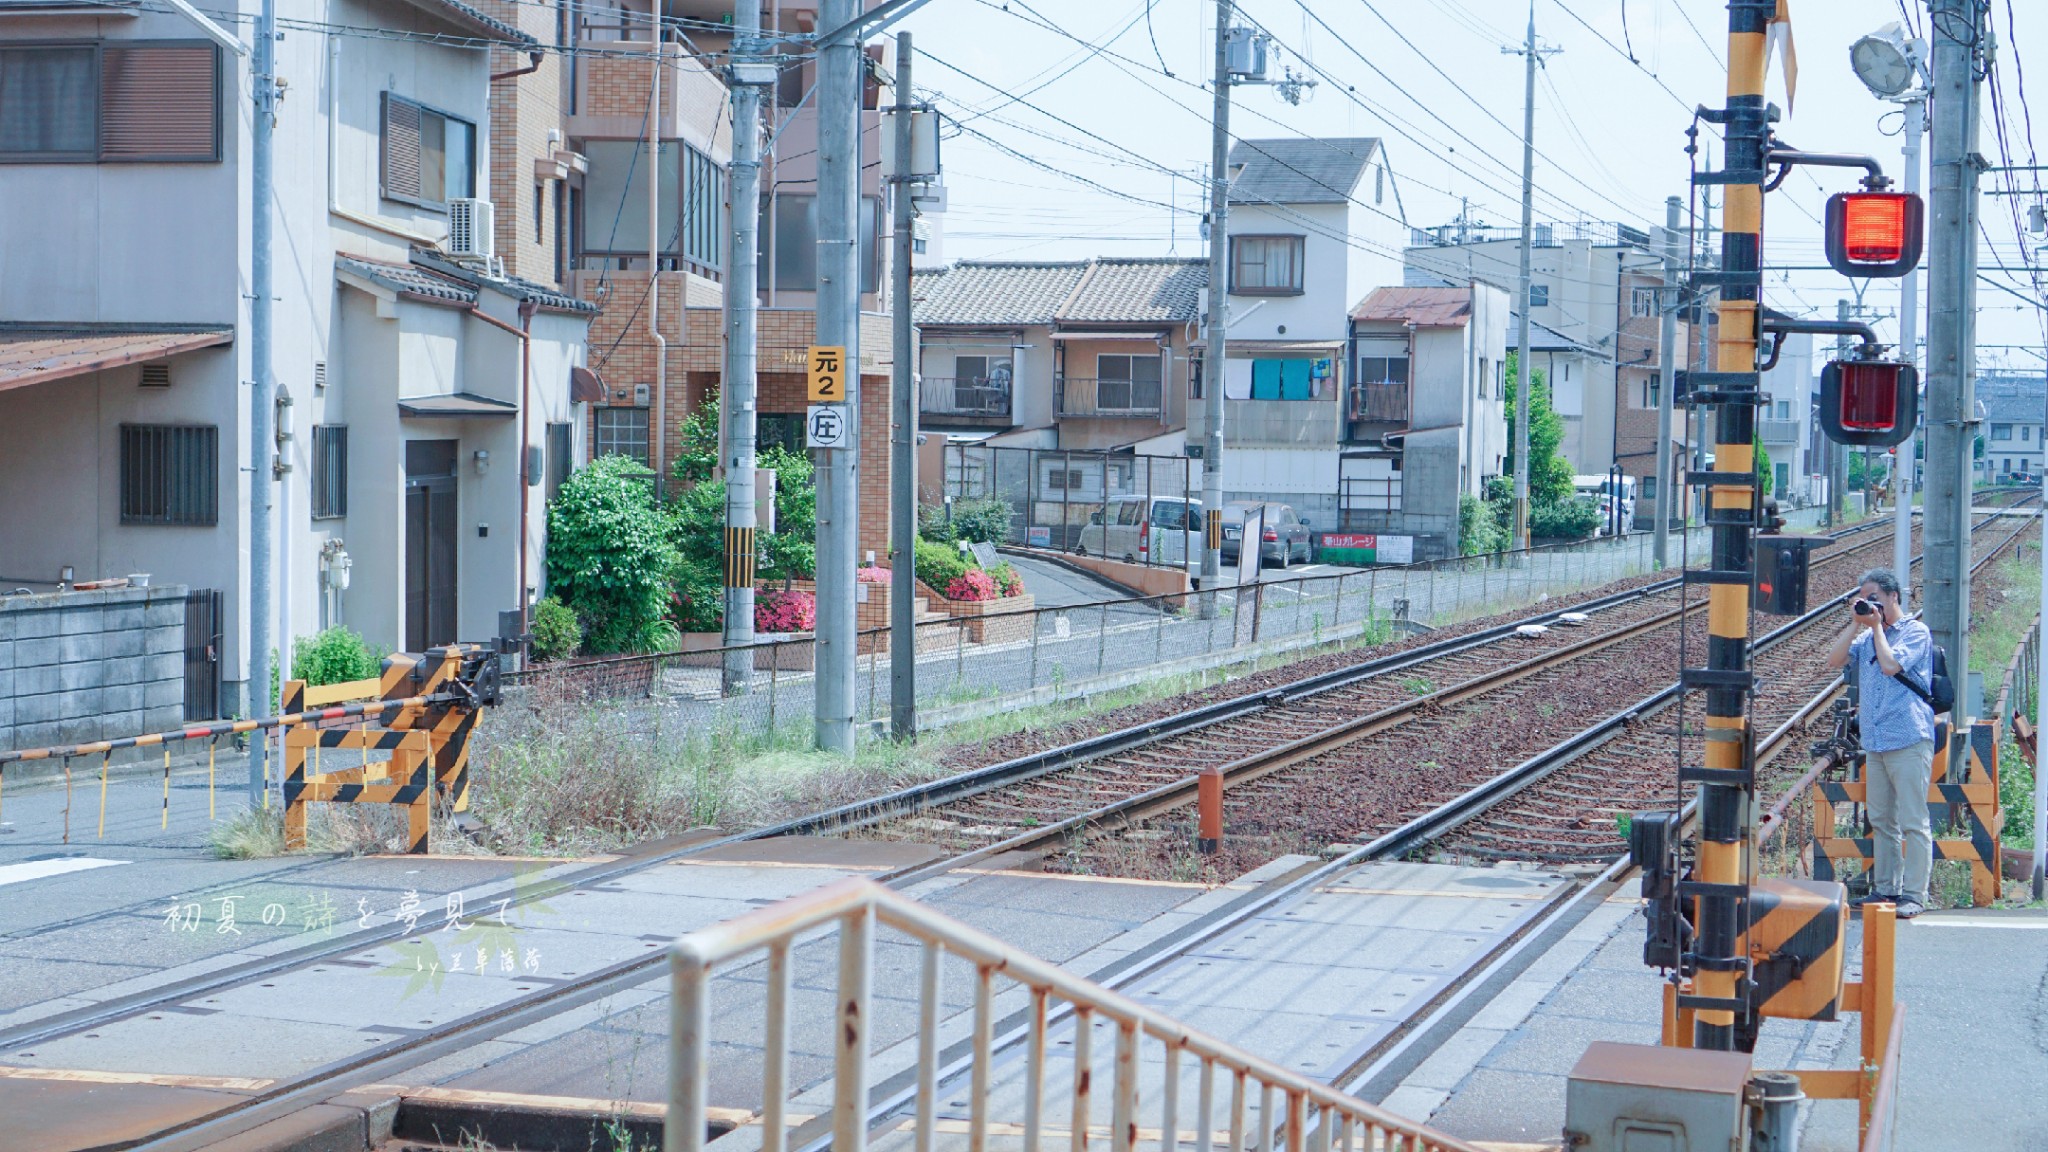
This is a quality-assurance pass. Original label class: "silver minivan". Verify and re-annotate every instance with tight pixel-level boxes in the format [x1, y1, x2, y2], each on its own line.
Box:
[1074, 496, 1203, 566]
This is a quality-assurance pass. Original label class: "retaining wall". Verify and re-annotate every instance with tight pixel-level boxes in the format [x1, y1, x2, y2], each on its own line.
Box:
[0, 585, 188, 753]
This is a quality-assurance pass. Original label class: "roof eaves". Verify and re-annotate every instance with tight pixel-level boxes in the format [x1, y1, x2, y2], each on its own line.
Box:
[390, 0, 535, 43]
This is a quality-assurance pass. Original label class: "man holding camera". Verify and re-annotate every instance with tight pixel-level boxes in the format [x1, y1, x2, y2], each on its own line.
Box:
[1824, 567, 1935, 919]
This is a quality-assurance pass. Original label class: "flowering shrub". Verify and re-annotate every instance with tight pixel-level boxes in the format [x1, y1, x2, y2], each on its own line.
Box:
[991, 562, 1024, 597]
[944, 569, 999, 602]
[856, 565, 891, 584]
[755, 589, 817, 633]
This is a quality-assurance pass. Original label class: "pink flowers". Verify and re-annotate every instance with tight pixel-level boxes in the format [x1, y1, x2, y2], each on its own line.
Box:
[856, 565, 891, 584]
[944, 569, 1000, 602]
[755, 589, 817, 633]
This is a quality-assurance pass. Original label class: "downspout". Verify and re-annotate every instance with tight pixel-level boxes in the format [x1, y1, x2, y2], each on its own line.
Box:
[647, 33, 667, 488]
[492, 49, 544, 83]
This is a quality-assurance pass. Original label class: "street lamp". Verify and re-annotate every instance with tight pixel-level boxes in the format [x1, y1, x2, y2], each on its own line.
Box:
[1849, 23, 1922, 98]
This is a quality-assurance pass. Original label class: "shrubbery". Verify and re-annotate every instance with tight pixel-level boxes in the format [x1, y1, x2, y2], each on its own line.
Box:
[529, 597, 582, 662]
[1531, 497, 1603, 540]
[1459, 493, 1507, 556]
[755, 589, 816, 633]
[291, 627, 383, 686]
[915, 537, 972, 589]
[545, 456, 680, 653]
[919, 497, 1012, 545]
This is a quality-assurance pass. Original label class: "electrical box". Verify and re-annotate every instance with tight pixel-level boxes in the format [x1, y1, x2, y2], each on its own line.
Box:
[1224, 26, 1268, 80]
[1754, 535, 1825, 616]
[1564, 1043, 1753, 1152]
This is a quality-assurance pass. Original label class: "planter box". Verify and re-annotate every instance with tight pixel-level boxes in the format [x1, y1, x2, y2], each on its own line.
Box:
[915, 586, 1036, 645]
[679, 631, 816, 671]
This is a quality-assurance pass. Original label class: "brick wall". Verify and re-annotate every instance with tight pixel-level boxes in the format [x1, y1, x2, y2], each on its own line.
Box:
[1, 585, 187, 754]
[481, 0, 569, 284]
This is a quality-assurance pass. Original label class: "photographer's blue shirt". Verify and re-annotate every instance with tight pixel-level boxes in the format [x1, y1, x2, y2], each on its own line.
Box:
[1849, 617, 1936, 752]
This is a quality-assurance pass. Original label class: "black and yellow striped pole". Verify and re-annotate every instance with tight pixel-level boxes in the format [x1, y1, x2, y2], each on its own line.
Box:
[1683, 0, 1773, 1053]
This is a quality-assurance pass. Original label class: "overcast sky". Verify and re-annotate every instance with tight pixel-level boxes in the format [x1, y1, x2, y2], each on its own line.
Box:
[893, 0, 2047, 373]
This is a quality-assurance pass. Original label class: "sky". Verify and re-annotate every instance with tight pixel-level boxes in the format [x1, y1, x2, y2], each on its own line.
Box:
[892, 0, 2047, 374]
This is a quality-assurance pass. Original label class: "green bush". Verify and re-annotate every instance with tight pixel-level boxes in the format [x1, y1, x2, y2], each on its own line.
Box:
[758, 445, 817, 580]
[665, 480, 727, 633]
[529, 597, 582, 662]
[546, 455, 681, 653]
[291, 627, 383, 686]
[948, 498, 1014, 545]
[915, 536, 973, 589]
[1459, 492, 1507, 556]
[918, 502, 957, 544]
[1531, 497, 1603, 540]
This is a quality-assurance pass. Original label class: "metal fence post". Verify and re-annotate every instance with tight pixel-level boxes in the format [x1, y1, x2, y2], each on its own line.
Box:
[1029, 612, 1041, 695]
[1332, 572, 1345, 630]
[1097, 601, 1109, 676]
[768, 653, 779, 733]
[954, 620, 966, 693]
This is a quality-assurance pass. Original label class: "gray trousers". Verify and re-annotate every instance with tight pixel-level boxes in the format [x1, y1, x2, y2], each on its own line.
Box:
[1865, 739, 1935, 903]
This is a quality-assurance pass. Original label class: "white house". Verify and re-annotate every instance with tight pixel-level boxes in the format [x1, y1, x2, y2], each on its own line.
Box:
[1979, 371, 2046, 482]
[1757, 333, 1816, 504]
[0, 0, 595, 719]
[1187, 137, 1408, 529]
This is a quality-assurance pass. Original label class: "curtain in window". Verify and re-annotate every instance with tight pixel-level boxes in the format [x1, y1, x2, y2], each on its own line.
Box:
[0, 47, 95, 154]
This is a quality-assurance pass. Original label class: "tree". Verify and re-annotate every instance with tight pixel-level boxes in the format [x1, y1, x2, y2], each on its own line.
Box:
[1754, 435, 1773, 498]
[546, 455, 680, 653]
[663, 443, 820, 633]
[1502, 352, 1574, 505]
[672, 393, 721, 484]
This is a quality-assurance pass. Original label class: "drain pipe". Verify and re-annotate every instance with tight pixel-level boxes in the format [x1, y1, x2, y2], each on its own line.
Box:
[491, 48, 544, 82]
[647, 31, 667, 489]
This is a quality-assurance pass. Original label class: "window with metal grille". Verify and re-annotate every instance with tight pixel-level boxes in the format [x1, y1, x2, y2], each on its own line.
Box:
[120, 424, 217, 525]
[1096, 354, 1163, 411]
[545, 421, 573, 503]
[0, 41, 220, 163]
[380, 91, 474, 208]
[1529, 284, 1550, 308]
[594, 406, 649, 464]
[312, 425, 347, 519]
[1229, 235, 1304, 294]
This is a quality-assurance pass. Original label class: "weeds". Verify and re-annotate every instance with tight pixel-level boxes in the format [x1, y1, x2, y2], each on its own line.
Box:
[1400, 675, 1435, 696]
[208, 803, 284, 859]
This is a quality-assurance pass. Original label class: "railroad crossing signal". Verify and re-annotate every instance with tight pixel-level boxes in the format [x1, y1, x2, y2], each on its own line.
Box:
[1819, 359, 1918, 447]
[1823, 191, 1924, 278]
[807, 344, 846, 401]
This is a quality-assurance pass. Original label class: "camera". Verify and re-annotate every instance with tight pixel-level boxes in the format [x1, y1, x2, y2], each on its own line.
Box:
[1853, 598, 1880, 617]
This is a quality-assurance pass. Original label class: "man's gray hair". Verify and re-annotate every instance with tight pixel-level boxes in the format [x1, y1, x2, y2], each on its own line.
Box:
[1860, 567, 1903, 598]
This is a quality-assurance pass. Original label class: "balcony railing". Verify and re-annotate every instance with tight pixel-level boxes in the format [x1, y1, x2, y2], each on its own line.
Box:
[1759, 418, 1801, 444]
[919, 375, 1011, 420]
[1348, 381, 1409, 424]
[1056, 376, 1163, 419]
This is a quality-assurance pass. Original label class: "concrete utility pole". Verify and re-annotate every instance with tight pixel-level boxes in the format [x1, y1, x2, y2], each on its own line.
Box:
[814, 0, 861, 751]
[1503, 6, 1556, 552]
[1924, 0, 1986, 685]
[1654, 195, 1681, 567]
[1894, 93, 1924, 602]
[1198, 0, 1231, 617]
[248, 0, 278, 804]
[889, 33, 918, 739]
[721, 0, 767, 695]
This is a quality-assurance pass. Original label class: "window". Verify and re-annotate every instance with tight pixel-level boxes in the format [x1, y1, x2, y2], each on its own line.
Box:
[1992, 423, 2013, 441]
[1639, 380, 1660, 409]
[1357, 356, 1409, 386]
[381, 92, 475, 208]
[1641, 476, 1658, 500]
[2026, 426, 2033, 442]
[758, 413, 805, 454]
[534, 181, 545, 241]
[1047, 468, 1084, 490]
[1775, 400, 1791, 420]
[1230, 235, 1305, 294]
[119, 423, 217, 526]
[1497, 359, 1506, 400]
[0, 42, 221, 162]
[1154, 501, 1190, 530]
[1374, 166, 1384, 204]
[913, 236, 927, 254]
[594, 406, 650, 464]
[545, 422, 573, 504]
[1529, 284, 1550, 308]
[311, 425, 347, 519]
[1096, 354, 1163, 411]
[1475, 356, 1488, 398]
[1630, 287, 1658, 318]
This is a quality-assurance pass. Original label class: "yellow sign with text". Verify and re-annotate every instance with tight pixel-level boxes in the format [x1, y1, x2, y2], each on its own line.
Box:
[807, 345, 846, 401]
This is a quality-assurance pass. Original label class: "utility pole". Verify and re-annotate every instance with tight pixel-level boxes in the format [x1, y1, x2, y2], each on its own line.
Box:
[814, 0, 861, 751]
[1894, 92, 1923, 601]
[1924, 0, 1986, 686]
[248, 0, 278, 805]
[1654, 195, 1681, 567]
[1503, 6, 1557, 552]
[1831, 299, 1850, 527]
[889, 33, 919, 739]
[722, 0, 769, 695]
[1198, 0, 1232, 617]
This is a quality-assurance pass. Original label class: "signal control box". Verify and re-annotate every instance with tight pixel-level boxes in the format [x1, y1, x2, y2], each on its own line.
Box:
[1754, 536, 1826, 616]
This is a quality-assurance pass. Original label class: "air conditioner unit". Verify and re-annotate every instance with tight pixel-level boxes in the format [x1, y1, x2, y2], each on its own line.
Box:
[448, 198, 496, 260]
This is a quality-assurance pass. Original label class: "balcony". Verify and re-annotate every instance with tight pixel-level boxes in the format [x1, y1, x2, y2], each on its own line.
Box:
[1348, 381, 1409, 424]
[1759, 418, 1801, 444]
[920, 376, 1011, 424]
[1056, 376, 1163, 420]
[572, 38, 732, 149]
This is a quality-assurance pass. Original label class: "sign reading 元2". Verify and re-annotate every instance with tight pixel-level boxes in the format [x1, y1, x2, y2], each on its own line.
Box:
[807, 345, 846, 401]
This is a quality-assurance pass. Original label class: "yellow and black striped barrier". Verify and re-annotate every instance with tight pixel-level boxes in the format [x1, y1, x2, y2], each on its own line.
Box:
[1811, 719, 2004, 906]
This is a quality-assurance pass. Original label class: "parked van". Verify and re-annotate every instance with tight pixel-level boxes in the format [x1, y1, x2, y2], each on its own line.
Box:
[1074, 496, 1203, 567]
[1573, 474, 1637, 533]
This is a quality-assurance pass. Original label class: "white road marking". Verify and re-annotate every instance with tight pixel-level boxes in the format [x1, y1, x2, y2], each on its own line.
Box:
[0, 857, 129, 888]
[1909, 915, 2048, 930]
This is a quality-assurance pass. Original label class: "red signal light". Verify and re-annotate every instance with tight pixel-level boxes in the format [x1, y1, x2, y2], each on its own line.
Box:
[1825, 192, 1924, 278]
[1819, 359, 1917, 447]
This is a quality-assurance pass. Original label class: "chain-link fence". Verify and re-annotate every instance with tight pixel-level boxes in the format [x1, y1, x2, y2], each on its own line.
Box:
[943, 443, 1199, 559]
[505, 525, 1712, 746]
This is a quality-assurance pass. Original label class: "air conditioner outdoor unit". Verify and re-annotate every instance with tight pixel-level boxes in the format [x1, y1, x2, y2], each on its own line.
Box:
[448, 198, 496, 260]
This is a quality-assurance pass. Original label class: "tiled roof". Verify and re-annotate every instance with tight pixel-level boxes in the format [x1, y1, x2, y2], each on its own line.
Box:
[1980, 383, 2045, 424]
[1228, 137, 1380, 206]
[912, 261, 1089, 325]
[337, 255, 478, 306]
[486, 272, 601, 314]
[1350, 286, 1472, 327]
[397, 0, 534, 43]
[1060, 258, 1206, 324]
[0, 324, 232, 394]
[914, 258, 1205, 327]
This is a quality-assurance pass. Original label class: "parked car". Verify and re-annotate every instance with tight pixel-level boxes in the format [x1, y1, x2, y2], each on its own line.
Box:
[1074, 496, 1203, 566]
[1221, 501, 1313, 567]
[1572, 475, 1637, 536]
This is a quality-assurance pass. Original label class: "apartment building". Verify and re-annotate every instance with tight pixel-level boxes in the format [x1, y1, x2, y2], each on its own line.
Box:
[0, 0, 597, 717]
[1979, 371, 2047, 482]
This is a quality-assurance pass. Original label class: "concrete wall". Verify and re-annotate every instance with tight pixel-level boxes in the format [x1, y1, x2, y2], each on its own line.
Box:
[1, 585, 187, 754]
[1223, 202, 1350, 344]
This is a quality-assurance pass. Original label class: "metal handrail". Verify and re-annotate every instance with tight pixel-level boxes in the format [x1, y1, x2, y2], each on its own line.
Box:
[1857, 1003, 1908, 1152]
[667, 877, 1480, 1152]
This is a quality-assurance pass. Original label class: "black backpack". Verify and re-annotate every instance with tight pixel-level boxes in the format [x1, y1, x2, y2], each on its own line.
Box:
[1895, 642, 1955, 716]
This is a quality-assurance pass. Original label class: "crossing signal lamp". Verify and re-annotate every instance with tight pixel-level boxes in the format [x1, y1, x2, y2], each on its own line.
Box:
[1819, 358, 1918, 447]
[1824, 191, 1924, 278]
